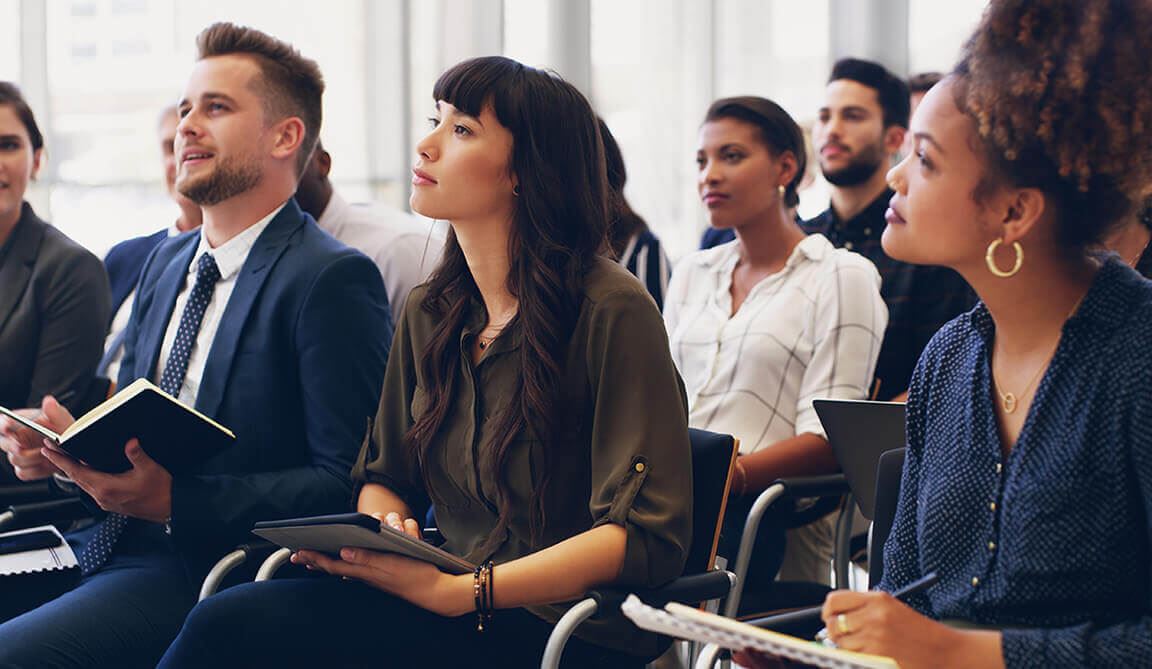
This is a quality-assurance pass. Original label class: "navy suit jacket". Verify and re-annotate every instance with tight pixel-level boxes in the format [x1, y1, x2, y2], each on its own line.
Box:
[104, 228, 168, 323]
[117, 200, 392, 571]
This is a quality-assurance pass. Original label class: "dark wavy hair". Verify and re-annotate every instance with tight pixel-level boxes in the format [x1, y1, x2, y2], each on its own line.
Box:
[956, 0, 1152, 249]
[599, 117, 650, 259]
[406, 57, 608, 555]
[703, 96, 807, 209]
[830, 58, 911, 129]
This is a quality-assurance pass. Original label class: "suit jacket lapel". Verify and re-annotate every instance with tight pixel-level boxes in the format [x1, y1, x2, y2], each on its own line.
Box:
[136, 236, 197, 383]
[0, 206, 45, 337]
[196, 201, 304, 416]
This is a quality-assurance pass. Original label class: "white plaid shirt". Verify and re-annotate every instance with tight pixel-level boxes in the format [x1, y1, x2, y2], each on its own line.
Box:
[664, 233, 887, 454]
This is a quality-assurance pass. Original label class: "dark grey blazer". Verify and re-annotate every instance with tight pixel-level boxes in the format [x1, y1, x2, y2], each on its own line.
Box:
[0, 202, 110, 415]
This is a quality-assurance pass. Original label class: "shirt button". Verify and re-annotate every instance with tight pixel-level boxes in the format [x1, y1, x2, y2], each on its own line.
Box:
[995, 462, 1003, 474]
[987, 541, 996, 551]
[845, 241, 855, 250]
[635, 462, 645, 473]
[863, 228, 872, 235]
[989, 501, 997, 512]
[971, 577, 980, 587]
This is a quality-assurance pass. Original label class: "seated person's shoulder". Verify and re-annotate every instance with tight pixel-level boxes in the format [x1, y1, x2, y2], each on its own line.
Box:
[584, 255, 661, 307]
[37, 224, 105, 277]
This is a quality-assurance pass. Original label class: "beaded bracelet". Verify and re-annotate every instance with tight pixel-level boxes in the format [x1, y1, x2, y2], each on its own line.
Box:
[473, 561, 495, 631]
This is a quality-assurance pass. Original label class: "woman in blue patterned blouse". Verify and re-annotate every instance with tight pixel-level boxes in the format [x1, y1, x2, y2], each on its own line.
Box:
[752, 1, 1152, 668]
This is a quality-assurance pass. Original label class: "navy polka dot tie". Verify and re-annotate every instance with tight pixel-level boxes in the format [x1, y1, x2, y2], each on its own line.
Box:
[79, 253, 221, 575]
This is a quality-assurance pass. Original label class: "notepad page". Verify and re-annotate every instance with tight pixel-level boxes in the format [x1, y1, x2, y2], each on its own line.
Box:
[0, 526, 78, 576]
[621, 595, 898, 669]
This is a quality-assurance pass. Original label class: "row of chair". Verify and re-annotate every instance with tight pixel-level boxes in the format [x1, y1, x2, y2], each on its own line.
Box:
[0, 426, 907, 669]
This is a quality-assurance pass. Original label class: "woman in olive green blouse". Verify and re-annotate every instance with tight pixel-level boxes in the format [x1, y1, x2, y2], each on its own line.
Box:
[160, 57, 693, 668]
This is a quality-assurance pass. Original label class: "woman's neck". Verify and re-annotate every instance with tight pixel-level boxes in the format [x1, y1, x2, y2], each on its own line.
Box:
[964, 247, 1097, 356]
[453, 218, 518, 321]
[732, 207, 806, 271]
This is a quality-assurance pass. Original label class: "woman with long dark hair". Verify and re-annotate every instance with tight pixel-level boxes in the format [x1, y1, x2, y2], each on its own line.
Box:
[158, 56, 692, 669]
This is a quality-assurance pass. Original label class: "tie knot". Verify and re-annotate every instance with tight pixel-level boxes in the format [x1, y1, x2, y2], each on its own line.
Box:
[196, 253, 221, 284]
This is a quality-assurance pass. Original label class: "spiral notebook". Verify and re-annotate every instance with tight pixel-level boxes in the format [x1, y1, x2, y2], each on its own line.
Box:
[621, 595, 899, 669]
[0, 526, 78, 576]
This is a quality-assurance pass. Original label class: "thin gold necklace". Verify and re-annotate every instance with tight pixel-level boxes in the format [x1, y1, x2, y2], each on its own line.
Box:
[992, 294, 1085, 414]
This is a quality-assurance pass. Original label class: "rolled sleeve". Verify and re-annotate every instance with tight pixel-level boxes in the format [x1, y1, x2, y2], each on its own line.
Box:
[585, 288, 693, 588]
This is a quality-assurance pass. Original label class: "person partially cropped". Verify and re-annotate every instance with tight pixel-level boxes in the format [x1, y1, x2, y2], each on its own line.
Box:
[158, 56, 692, 669]
[0, 82, 110, 424]
[735, 1, 1152, 667]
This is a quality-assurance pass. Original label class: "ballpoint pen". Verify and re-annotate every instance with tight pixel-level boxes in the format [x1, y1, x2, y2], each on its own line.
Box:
[815, 571, 940, 647]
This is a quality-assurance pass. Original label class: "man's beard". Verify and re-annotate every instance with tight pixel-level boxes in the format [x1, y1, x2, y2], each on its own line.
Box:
[821, 141, 886, 187]
[178, 154, 262, 207]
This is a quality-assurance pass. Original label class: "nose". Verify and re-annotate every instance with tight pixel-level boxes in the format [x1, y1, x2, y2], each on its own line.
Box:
[415, 127, 440, 163]
[886, 159, 908, 194]
[698, 158, 720, 188]
[176, 109, 200, 142]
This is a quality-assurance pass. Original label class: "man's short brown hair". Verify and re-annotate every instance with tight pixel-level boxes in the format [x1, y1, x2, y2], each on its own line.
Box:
[196, 22, 324, 176]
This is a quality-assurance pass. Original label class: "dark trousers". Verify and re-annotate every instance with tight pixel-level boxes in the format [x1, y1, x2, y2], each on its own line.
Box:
[0, 523, 196, 669]
[158, 576, 646, 669]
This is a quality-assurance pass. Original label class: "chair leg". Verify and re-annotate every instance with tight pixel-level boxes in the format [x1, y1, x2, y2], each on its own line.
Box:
[693, 643, 725, 669]
[832, 492, 855, 590]
[255, 547, 292, 581]
[722, 483, 785, 617]
[540, 598, 598, 669]
[198, 548, 249, 602]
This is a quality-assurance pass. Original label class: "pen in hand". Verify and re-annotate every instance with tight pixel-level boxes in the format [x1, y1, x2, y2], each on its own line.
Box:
[815, 571, 940, 647]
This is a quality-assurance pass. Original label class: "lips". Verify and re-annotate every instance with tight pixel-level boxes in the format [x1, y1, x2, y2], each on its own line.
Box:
[702, 192, 729, 206]
[885, 205, 907, 225]
[412, 168, 438, 186]
[180, 149, 214, 165]
[821, 143, 849, 158]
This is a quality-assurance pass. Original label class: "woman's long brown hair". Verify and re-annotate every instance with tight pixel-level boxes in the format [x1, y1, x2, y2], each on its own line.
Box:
[405, 57, 609, 556]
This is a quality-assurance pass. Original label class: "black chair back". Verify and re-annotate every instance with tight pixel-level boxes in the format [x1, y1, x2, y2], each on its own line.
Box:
[867, 447, 906, 589]
[683, 428, 738, 575]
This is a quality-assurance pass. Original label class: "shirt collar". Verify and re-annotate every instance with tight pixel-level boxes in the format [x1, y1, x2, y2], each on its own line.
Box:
[700, 231, 833, 277]
[814, 188, 893, 238]
[189, 202, 286, 281]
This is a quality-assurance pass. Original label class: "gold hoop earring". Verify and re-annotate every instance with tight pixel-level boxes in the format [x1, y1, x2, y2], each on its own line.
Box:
[986, 238, 1023, 278]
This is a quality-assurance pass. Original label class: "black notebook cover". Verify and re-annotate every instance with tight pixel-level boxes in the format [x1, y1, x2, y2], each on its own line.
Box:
[57, 382, 234, 474]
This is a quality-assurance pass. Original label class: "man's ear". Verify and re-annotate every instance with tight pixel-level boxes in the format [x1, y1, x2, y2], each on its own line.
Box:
[999, 187, 1046, 245]
[269, 117, 306, 163]
[883, 125, 906, 156]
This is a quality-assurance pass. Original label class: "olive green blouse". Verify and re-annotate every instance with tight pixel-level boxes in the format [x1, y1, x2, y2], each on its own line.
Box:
[351, 257, 693, 656]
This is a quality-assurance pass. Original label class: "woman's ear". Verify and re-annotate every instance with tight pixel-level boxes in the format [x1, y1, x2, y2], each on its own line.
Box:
[999, 187, 1046, 244]
[776, 151, 799, 190]
[30, 148, 43, 181]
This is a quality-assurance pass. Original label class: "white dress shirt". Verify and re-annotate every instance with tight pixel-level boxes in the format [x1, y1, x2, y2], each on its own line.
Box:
[316, 192, 445, 315]
[665, 233, 887, 453]
[153, 204, 282, 405]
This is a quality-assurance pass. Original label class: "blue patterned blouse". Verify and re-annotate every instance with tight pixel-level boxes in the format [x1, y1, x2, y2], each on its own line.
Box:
[878, 257, 1152, 667]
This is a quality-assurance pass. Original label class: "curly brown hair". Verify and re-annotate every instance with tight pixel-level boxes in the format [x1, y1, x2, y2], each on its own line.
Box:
[956, 0, 1152, 249]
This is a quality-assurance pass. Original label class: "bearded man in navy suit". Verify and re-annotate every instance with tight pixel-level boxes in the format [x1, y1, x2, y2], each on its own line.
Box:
[0, 23, 392, 668]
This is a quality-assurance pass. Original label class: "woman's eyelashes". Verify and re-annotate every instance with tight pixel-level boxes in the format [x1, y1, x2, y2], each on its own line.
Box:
[426, 116, 474, 137]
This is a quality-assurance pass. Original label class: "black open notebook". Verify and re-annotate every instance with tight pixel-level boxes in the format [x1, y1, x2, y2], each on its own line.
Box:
[0, 379, 234, 474]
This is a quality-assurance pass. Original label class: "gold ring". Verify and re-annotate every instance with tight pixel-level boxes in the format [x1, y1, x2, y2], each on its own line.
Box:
[836, 613, 851, 635]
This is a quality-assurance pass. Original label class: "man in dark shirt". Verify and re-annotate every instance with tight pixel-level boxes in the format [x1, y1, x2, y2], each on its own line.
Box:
[805, 58, 974, 401]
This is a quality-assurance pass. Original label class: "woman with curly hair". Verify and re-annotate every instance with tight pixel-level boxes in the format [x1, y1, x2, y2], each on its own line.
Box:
[158, 56, 692, 669]
[740, 1, 1152, 667]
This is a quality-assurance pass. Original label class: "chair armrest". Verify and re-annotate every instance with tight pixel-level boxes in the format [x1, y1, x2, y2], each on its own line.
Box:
[588, 570, 736, 616]
[770, 474, 848, 499]
[0, 482, 55, 505]
[0, 497, 90, 531]
[198, 540, 282, 602]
